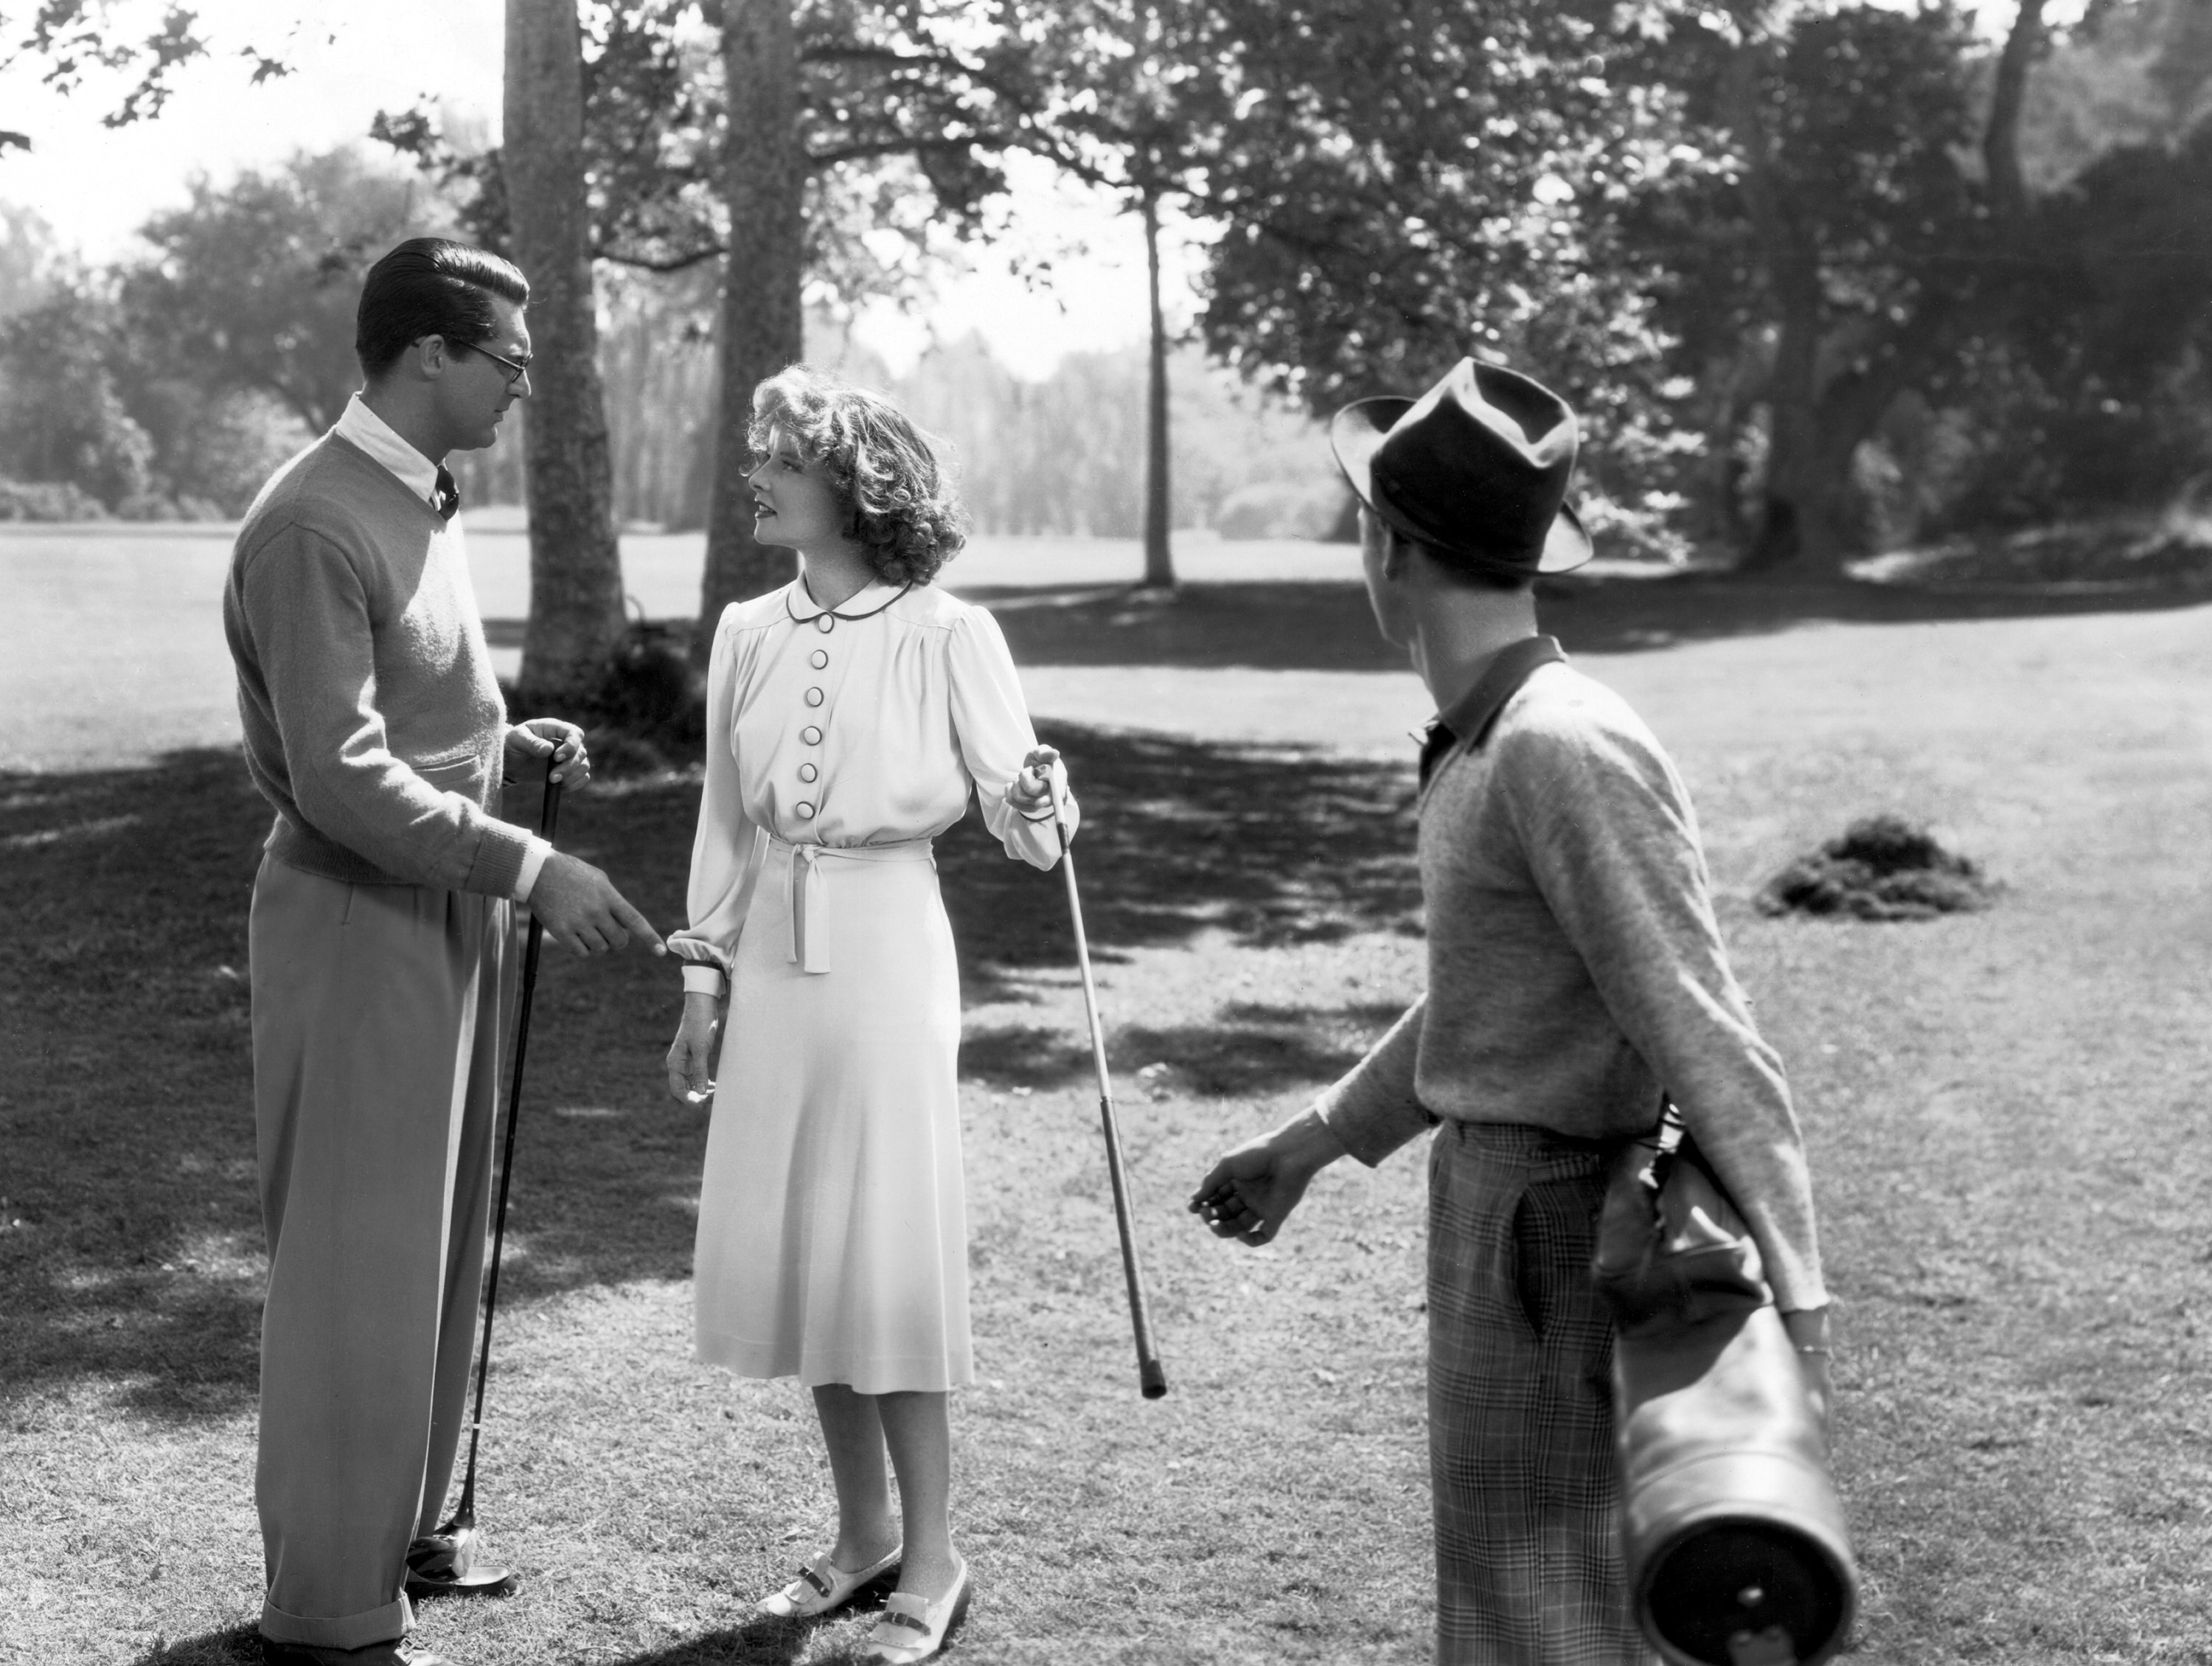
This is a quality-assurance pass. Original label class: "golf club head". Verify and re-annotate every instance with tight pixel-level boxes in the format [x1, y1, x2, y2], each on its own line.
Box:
[407, 1514, 518, 1597]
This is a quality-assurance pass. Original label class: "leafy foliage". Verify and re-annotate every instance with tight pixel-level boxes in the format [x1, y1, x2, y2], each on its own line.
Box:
[0, 1, 287, 142]
[375, 0, 1027, 304]
[122, 149, 445, 434]
[0, 288, 151, 507]
[1195, 0, 2212, 569]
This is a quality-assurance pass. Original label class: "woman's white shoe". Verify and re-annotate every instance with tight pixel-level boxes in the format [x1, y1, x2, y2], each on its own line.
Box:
[859, 1558, 970, 1663]
[755, 1544, 902, 1619]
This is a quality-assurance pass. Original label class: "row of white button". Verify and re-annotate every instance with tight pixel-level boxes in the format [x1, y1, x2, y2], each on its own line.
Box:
[799, 628, 829, 816]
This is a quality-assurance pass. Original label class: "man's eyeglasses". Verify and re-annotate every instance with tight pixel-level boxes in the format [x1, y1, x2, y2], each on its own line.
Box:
[454, 339, 533, 384]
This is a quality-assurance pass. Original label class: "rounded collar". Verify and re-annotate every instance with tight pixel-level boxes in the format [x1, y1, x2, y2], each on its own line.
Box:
[786, 577, 911, 623]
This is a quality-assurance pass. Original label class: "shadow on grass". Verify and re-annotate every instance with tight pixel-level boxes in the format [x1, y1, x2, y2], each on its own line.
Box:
[489, 574, 2211, 675]
[601, 1612, 880, 1665]
[486, 572, 2212, 673]
[0, 725, 1416, 1417]
[128, 1623, 260, 1665]
[962, 999, 1409, 1097]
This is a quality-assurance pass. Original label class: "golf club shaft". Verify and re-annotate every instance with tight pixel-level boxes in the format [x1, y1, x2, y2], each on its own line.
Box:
[1054, 821, 1168, 1399]
[455, 763, 564, 1517]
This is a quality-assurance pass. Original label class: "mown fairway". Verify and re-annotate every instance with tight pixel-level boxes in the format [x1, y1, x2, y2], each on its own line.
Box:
[4, 530, 2209, 1664]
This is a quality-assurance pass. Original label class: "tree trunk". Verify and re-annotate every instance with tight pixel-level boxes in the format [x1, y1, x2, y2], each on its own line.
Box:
[1730, 2, 2046, 580]
[1139, 190, 1175, 589]
[505, 0, 627, 701]
[1985, 0, 2049, 222]
[695, 0, 805, 662]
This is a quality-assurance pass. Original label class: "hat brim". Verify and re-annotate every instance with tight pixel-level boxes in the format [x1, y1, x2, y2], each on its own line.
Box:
[1329, 396, 1593, 576]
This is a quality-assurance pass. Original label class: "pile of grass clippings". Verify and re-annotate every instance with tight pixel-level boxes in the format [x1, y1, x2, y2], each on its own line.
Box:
[1756, 814, 1998, 921]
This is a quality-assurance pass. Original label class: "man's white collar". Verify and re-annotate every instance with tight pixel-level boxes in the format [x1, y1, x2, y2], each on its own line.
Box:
[335, 394, 441, 510]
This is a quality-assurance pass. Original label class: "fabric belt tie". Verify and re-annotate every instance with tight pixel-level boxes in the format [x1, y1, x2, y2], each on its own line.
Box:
[773, 834, 934, 975]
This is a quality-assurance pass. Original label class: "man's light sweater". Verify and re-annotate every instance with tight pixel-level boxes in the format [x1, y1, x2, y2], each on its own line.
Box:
[223, 431, 532, 897]
[1317, 654, 1827, 1313]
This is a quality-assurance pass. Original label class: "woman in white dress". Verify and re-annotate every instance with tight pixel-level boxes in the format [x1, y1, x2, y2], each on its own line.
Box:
[664, 367, 1073, 1665]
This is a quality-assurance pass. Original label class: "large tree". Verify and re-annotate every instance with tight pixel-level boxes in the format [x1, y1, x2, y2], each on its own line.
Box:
[1195, 0, 1688, 552]
[1195, 0, 2135, 577]
[1676, 0, 2048, 572]
[383, 1, 1029, 660]
[692, 0, 1032, 647]
[991, 0, 1234, 590]
[505, 0, 627, 704]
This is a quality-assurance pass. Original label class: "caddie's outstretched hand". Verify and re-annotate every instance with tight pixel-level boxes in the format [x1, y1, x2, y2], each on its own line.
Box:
[1189, 1108, 1350, 1247]
[530, 851, 665, 957]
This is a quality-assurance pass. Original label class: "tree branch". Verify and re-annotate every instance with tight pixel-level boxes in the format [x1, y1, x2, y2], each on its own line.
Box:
[594, 242, 728, 272]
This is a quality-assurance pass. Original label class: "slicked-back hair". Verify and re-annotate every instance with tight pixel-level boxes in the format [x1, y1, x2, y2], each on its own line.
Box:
[749, 365, 967, 588]
[355, 237, 529, 381]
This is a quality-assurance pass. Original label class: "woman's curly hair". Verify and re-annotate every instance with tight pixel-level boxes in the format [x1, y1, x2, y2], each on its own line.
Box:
[748, 366, 968, 587]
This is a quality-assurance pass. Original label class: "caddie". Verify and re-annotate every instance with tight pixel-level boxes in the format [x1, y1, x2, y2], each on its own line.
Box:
[1189, 358, 1832, 1665]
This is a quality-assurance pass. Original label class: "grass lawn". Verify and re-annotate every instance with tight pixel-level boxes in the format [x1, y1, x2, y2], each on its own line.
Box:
[4, 569, 2211, 1665]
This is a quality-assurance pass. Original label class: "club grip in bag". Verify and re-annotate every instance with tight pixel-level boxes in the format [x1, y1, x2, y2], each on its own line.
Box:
[1595, 1131, 1857, 1666]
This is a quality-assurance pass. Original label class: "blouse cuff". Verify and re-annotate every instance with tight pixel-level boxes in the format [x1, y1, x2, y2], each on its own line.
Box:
[681, 962, 728, 997]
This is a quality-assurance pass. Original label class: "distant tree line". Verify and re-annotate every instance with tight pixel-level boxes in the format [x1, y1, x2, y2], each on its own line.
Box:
[0, 163, 1335, 538]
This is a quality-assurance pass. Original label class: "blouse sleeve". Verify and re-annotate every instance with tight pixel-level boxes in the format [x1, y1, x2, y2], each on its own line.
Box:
[947, 603, 1077, 871]
[667, 608, 765, 996]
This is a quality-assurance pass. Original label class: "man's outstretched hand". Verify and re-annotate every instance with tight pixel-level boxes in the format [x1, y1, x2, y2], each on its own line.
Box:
[529, 851, 664, 957]
[1189, 1108, 1350, 1247]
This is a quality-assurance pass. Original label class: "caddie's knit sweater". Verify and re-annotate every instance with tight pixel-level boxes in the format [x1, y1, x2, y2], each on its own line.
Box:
[1318, 645, 1827, 1313]
[223, 431, 532, 897]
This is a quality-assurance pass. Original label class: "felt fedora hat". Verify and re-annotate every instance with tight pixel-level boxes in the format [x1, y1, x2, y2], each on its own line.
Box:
[1329, 357, 1593, 575]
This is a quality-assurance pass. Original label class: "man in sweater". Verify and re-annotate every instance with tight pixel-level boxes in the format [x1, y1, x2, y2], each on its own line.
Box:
[1190, 359, 1830, 1666]
[224, 237, 662, 1666]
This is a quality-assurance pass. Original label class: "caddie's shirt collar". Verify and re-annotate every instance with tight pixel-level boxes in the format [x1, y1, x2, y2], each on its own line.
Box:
[1416, 634, 1568, 787]
[333, 393, 443, 511]
[786, 577, 910, 622]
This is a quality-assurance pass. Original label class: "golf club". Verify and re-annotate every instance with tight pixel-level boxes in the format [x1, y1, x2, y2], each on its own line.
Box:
[410, 754, 565, 1595]
[1051, 799, 1168, 1401]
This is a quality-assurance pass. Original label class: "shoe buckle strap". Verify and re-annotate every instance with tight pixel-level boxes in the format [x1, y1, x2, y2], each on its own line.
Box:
[799, 1561, 835, 1598]
[879, 1593, 933, 1633]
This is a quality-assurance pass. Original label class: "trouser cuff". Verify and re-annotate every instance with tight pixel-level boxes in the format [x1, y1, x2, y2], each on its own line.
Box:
[260, 1591, 414, 1650]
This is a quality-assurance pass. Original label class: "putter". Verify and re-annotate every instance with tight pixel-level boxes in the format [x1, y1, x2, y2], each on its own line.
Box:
[409, 755, 566, 1597]
[1051, 793, 1169, 1400]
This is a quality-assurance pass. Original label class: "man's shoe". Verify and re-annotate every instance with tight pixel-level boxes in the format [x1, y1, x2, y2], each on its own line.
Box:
[406, 1530, 518, 1597]
[261, 1637, 450, 1665]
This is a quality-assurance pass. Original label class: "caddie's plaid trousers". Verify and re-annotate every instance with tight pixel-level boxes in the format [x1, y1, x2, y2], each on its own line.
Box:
[1427, 1120, 1656, 1666]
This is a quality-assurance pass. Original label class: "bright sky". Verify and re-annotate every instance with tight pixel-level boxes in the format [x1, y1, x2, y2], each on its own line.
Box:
[0, 0, 1193, 379]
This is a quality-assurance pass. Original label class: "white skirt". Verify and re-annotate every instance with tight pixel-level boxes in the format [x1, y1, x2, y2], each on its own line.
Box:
[692, 836, 972, 1393]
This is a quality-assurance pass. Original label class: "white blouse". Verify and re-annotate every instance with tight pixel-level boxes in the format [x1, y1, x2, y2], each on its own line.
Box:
[670, 577, 1077, 993]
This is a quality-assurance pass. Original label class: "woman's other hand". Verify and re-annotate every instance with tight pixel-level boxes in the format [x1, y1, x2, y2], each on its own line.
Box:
[1011, 743, 1062, 809]
[667, 990, 721, 1106]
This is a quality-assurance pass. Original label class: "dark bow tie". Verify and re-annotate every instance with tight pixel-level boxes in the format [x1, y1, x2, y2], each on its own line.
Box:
[433, 466, 461, 524]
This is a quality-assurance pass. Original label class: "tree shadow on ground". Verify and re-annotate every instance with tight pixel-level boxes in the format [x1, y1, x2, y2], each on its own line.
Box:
[0, 726, 1416, 1417]
[941, 573, 2212, 669]
[961, 999, 1410, 1097]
